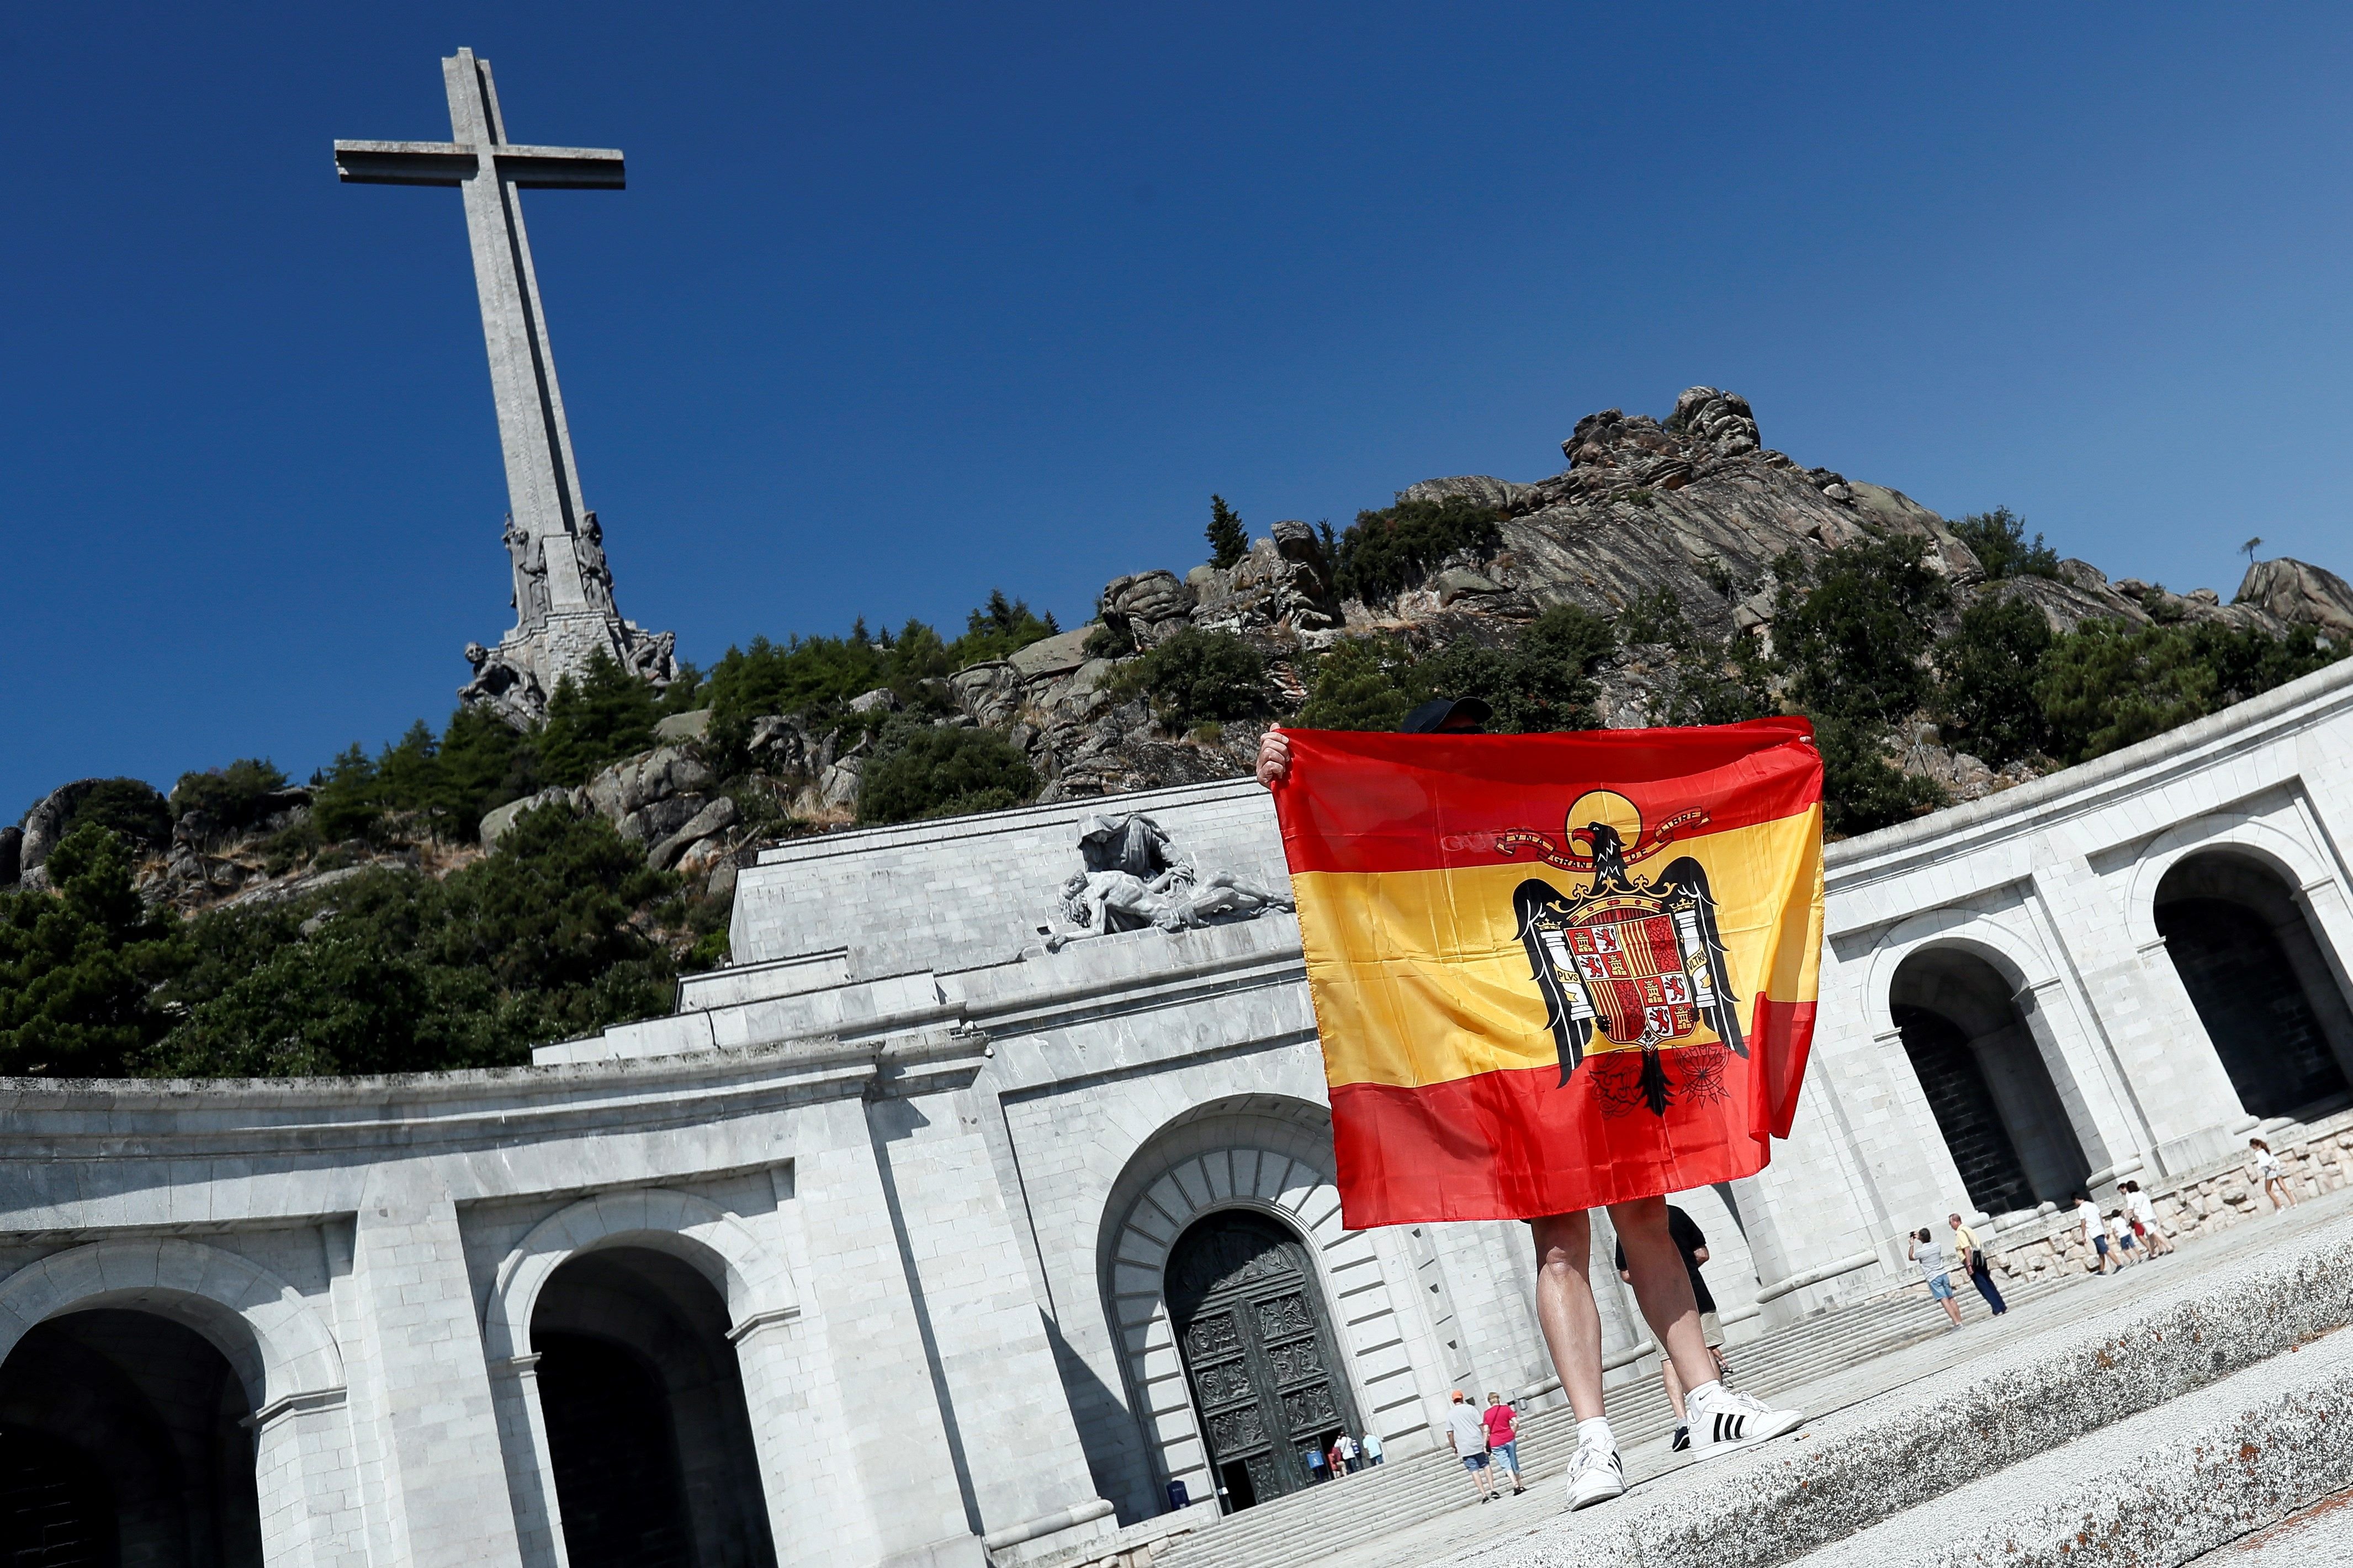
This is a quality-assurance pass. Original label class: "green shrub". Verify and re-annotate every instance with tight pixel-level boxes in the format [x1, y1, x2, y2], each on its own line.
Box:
[857, 726, 1039, 825]
[1951, 507, 2060, 581]
[1206, 495, 1248, 570]
[944, 591, 1057, 669]
[147, 809, 678, 1077]
[1614, 591, 1775, 728]
[60, 779, 173, 852]
[538, 653, 663, 787]
[2034, 619, 2342, 765]
[1294, 639, 1416, 731]
[1420, 605, 1616, 733]
[171, 759, 290, 830]
[1936, 594, 2053, 766]
[1815, 716, 1946, 837]
[1115, 627, 1271, 727]
[0, 824, 187, 1075]
[1774, 536, 1950, 729]
[1332, 497, 1504, 603]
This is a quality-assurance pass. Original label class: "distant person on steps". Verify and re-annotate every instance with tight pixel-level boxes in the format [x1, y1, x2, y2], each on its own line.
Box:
[2076, 1194, 2119, 1274]
[1947, 1213, 2006, 1315]
[2251, 1139, 2297, 1210]
[1482, 1394, 1527, 1495]
[1613, 1202, 1731, 1452]
[2121, 1181, 2175, 1256]
[1909, 1227, 1963, 1328]
[1446, 1390, 1499, 1503]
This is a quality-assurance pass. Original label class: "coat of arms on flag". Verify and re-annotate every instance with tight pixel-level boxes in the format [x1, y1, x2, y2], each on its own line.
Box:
[1271, 719, 1825, 1226]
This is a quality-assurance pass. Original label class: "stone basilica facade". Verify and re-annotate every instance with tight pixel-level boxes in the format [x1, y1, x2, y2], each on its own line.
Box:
[7, 658, 2353, 1568]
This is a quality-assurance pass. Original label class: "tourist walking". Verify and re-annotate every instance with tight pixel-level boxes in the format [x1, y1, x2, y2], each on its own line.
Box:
[1303, 1443, 1327, 1484]
[1328, 1437, 1349, 1480]
[1909, 1229, 1964, 1328]
[1614, 1203, 1731, 1452]
[1360, 1430, 1385, 1467]
[2122, 1181, 2176, 1256]
[1482, 1394, 1527, 1495]
[2251, 1139, 2298, 1209]
[1947, 1213, 2006, 1315]
[1259, 710, 1808, 1520]
[2106, 1209, 2140, 1264]
[1446, 1390, 1499, 1502]
[2076, 1194, 2119, 1274]
[1337, 1432, 1360, 1473]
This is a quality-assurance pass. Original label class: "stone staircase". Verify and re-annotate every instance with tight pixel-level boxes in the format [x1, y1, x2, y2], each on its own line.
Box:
[1154, 1268, 2079, 1568]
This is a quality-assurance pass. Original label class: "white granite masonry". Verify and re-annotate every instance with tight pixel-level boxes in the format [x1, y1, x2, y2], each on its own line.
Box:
[7, 658, 2353, 1566]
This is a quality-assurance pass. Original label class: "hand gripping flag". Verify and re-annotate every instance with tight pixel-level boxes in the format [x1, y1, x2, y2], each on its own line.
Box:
[1272, 717, 1824, 1227]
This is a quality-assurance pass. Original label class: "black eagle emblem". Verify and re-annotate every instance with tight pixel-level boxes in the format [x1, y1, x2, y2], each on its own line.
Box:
[1499, 794, 1746, 1116]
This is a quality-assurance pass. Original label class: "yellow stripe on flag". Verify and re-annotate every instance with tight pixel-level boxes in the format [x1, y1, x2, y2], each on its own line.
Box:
[1294, 807, 1821, 1089]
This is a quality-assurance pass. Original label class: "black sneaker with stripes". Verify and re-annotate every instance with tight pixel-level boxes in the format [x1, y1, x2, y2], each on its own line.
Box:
[1683, 1384, 1804, 1458]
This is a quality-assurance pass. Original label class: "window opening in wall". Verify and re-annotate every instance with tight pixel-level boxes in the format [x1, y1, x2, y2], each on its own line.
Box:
[1891, 947, 2092, 1216]
[1167, 1212, 1359, 1511]
[0, 1310, 262, 1568]
[532, 1247, 776, 1568]
[2156, 853, 2353, 1123]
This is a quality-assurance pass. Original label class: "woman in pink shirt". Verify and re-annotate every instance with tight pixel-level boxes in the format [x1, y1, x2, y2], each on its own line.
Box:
[1482, 1395, 1527, 1495]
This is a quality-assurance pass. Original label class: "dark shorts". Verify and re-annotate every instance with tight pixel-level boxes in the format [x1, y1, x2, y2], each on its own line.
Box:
[2094, 1236, 2110, 1256]
[1461, 1452, 1490, 1472]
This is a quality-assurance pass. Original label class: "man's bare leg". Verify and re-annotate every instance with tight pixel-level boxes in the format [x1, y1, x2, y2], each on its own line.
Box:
[1660, 1350, 1687, 1420]
[1530, 1211, 1626, 1508]
[1530, 1212, 1606, 1420]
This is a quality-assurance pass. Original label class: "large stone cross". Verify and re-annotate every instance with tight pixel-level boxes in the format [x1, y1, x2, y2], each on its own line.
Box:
[335, 47, 617, 613]
[336, 50, 675, 723]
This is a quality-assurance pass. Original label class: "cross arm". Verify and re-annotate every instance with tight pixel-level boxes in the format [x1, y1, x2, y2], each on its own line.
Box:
[334, 140, 626, 189]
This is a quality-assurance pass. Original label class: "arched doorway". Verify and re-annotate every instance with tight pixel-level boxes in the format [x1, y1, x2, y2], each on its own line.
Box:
[532, 1247, 776, 1568]
[1891, 947, 2091, 1215]
[0, 1309, 263, 1566]
[1166, 1212, 1359, 1512]
[2156, 852, 2353, 1121]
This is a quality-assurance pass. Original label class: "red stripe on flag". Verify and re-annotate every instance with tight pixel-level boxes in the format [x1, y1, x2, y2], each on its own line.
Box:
[1327, 1047, 1780, 1226]
[1276, 717, 1820, 875]
[1753, 995, 1816, 1140]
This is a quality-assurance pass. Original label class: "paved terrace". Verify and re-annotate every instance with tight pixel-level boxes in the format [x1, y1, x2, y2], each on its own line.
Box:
[1134, 1186, 2353, 1568]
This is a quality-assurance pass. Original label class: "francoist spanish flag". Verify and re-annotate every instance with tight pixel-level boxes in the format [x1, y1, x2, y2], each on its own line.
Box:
[1273, 718, 1824, 1228]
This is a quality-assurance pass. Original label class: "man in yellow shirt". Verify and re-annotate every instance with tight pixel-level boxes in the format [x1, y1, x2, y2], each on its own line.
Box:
[1947, 1213, 2007, 1316]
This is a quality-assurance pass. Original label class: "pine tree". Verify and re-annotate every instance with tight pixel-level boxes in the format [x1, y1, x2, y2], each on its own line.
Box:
[1206, 495, 1248, 569]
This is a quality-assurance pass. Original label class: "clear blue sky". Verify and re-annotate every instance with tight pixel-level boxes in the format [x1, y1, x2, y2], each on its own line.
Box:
[7, 4, 2352, 815]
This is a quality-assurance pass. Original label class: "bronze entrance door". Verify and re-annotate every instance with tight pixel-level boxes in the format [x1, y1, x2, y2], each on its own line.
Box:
[1167, 1211, 1359, 1509]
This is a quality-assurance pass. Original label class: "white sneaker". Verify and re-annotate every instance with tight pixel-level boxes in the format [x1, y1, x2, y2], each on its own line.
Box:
[1564, 1438, 1625, 1509]
[1684, 1384, 1804, 1459]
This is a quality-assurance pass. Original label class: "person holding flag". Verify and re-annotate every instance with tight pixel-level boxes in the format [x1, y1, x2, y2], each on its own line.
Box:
[1257, 697, 1821, 1510]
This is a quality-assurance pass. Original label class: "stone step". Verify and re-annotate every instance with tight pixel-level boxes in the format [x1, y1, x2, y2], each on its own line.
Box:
[1448, 1210, 2353, 1568]
[1154, 1271, 2079, 1568]
[1788, 1321, 2353, 1567]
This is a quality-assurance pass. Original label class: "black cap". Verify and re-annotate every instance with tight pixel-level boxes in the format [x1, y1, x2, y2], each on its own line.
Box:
[1400, 697, 1492, 734]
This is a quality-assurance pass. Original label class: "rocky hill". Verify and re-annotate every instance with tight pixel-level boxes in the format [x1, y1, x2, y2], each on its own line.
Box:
[8, 384, 2352, 1079]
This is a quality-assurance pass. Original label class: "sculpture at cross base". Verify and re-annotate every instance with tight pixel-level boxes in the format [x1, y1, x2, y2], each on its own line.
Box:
[338, 49, 676, 726]
[1042, 814, 1294, 951]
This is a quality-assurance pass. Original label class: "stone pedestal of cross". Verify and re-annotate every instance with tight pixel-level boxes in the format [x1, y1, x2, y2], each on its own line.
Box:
[337, 48, 674, 724]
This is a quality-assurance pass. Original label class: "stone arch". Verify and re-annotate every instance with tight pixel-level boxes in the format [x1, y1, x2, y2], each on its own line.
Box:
[1863, 907, 2057, 1027]
[1097, 1095, 1414, 1515]
[2123, 813, 2335, 952]
[2146, 835, 2353, 1121]
[485, 1187, 800, 1362]
[0, 1237, 345, 1415]
[1864, 911, 2111, 1215]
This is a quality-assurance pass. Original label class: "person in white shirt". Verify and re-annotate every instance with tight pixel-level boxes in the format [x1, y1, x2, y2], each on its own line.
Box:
[2121, 1181, 2175, 1257]
[1336, 1433, 1360, 1473]
[2105, 1209, 2139, 1264]
[1907, 1229, 1963, 1328]
[1445, 1390, 1498, 1502]
[2076, 1194, 2119, 1274]
[2251, 1139, 2297, 1210]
